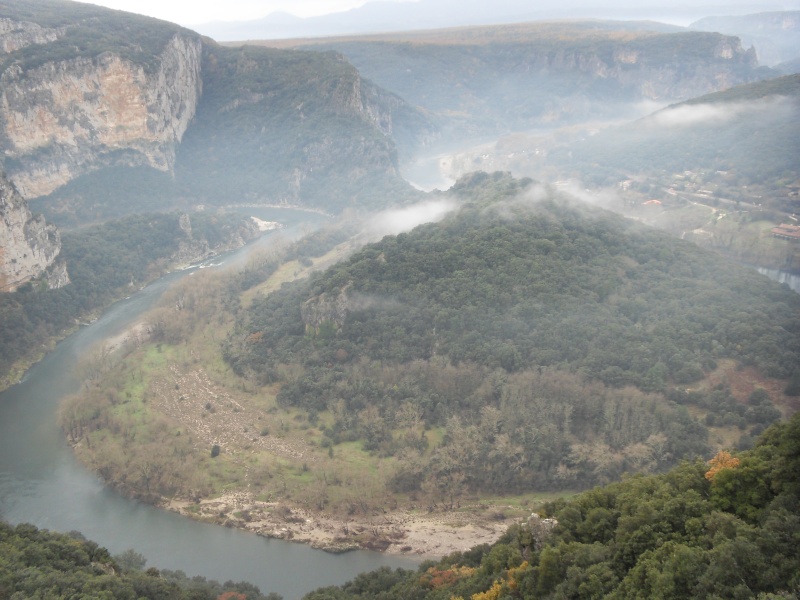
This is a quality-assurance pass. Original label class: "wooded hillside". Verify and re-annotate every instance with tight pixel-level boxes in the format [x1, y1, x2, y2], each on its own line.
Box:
[224, 172, 799, 495]
[0, 521, 277, 599]
[303, 411, 800, 599]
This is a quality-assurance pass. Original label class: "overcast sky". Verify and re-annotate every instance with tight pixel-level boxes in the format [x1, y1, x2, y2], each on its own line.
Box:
[82, 0, 800, 28]
[85, 0, 408, 24]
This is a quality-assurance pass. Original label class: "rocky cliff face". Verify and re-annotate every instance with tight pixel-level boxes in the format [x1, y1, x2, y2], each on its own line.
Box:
[0, 30, 202, 198]
[173, 44, 421, 212]
[0, 17, 66, 53]
[598, 34, 759, 100]
[0, 171, 63, 291]
[312, 30, 765, 138]
[170, 211, 260, 266]
[302, 286, 352, 332]
[691, 11, 800, 66]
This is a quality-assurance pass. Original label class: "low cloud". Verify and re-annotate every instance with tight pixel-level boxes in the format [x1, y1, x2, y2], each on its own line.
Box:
[557, 181, 622, 210]
[650, 96, 793, 129]
[365, 198, 458, 239]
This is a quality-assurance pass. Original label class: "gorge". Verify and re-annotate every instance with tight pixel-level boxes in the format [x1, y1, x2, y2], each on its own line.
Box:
[1, 0, 799, 598]
[0, 211, 418, 600]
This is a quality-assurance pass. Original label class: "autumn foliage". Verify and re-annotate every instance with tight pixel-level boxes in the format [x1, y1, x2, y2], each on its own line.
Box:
[705, 450, 741, 481]
[419, 565, 476, 590]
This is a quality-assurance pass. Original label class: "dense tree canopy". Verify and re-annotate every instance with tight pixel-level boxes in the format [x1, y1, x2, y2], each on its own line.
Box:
[223, 172, 799, 494]
[301, 412, 800, 599]
[0, 521, 278, 599]
[0, 210, 254, 384]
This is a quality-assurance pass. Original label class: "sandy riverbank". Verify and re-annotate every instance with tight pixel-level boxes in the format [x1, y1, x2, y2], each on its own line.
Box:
[90, 269, 519, 560]
[167, 491, 517, 558]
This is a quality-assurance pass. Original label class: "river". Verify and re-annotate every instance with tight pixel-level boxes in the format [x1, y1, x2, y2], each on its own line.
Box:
[757, 267, 800, 294]
[0, 208, 418, 600]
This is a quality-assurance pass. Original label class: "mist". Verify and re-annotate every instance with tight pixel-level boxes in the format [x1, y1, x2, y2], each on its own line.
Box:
[649, 97, 793, 129]
[191, 0, 792, 40]
[364, 197, 458, 239]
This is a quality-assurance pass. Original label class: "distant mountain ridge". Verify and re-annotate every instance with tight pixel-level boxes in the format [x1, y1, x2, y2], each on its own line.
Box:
[0, 0, 785, 285]
[691, 11, 800, 66]
[195, 0, 778, 41]
[260, 22, 768, 144]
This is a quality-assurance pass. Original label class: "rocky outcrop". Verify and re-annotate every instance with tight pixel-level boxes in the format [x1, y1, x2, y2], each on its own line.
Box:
[0, 172, 63, 291]
[302, 286, 352, 332]
[0, 18, 66, 53]
[691, 11, 800, 66]
[44, 260, 69, 289]
[170, 212, 260, 266]
[0, 31, 202, 198]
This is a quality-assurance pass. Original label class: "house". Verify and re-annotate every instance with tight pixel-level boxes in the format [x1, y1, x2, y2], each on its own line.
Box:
[771, 223, 800, 241]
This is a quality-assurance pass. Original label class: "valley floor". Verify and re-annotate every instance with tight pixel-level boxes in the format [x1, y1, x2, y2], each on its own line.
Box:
[71, 315, 527, 559]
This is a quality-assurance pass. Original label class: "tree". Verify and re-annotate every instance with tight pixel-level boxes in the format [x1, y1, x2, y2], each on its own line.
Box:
[705, 450, 740, 481]
[114, 549, 148, 572]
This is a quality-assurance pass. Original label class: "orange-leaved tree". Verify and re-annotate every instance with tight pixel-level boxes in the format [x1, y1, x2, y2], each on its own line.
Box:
[705, 450, 740, 481]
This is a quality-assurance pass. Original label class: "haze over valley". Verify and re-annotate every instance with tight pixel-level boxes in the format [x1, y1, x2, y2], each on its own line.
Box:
[1, 0, 800, 598]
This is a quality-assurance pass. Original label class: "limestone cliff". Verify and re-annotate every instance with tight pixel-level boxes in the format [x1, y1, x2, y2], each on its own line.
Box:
[174, 44, 423, 212]
[0, 30, 202, 198]
[0, 171, 63, 291]
[170, 211, 260, 266]
[302, 286, 352, 332]
[305, 29, 765, 138]
[600, 34, 759, 101]
[0, 17, 65, 53]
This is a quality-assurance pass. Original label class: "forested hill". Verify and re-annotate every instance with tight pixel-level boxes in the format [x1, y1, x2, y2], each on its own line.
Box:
[303, 411, 800, 599]
[679, 72, 800, 104]
[224, 172, 799, 495]
[229, 171, 800, 387]
[557, 74, 800, 190]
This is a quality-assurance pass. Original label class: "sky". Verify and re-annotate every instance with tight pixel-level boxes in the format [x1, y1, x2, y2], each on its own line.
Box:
[84, 0, 405, 24]
[80, 0, 800, 28]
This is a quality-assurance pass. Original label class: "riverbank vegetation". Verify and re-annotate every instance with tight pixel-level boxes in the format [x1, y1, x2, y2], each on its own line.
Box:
[0, 210, 257, 389]
[59, 174, 798, 547]
[11, 409, 799, 598]
[0, 521, 280, 599]
[302, 411, 800, 599]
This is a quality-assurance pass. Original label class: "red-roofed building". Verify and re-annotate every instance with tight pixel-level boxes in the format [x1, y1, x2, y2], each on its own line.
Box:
[771, 224, 800, 241]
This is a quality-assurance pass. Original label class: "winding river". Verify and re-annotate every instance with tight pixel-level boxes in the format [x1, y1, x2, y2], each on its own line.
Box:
[3, 204, 796, 598]
[0, 208, 418, 600]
